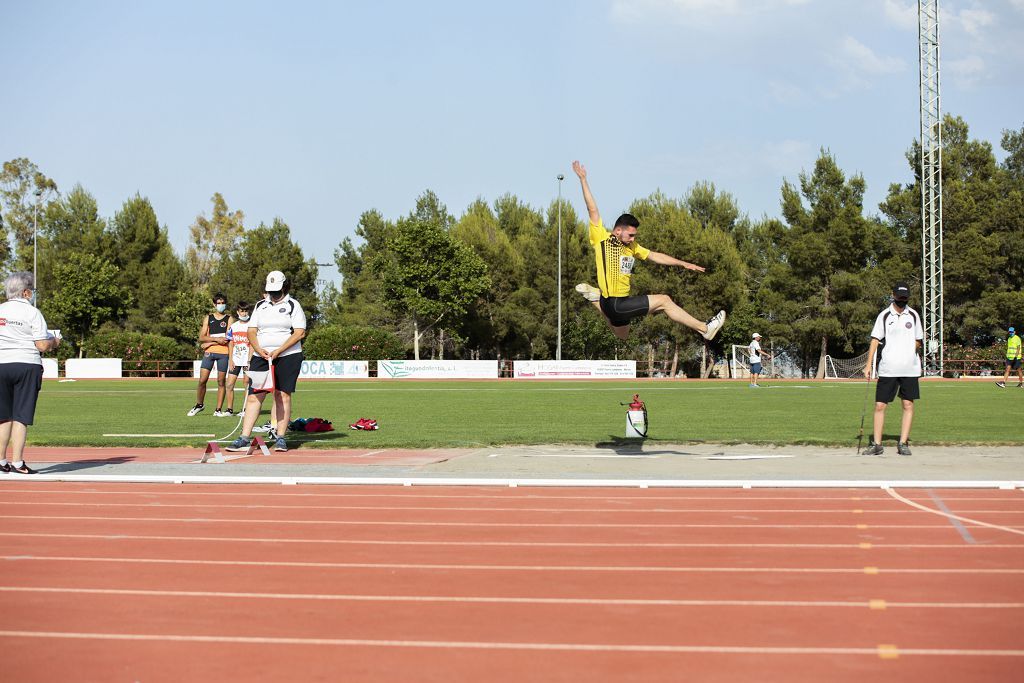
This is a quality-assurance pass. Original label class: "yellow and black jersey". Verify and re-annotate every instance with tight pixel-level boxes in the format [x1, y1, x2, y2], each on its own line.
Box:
[589, 220, 650, 298]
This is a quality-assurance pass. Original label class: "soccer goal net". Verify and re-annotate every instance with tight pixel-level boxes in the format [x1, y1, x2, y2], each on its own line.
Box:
[730, 345, 751, 378]
[823, 351, 873, 379]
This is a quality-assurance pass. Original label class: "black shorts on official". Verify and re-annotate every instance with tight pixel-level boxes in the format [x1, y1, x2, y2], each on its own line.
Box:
[0, 362, 44, 425]
[876, 376, 920, 404]
[228, 364, 245, 377]
[600, 295, 650, 328]
[1006, 358, 1022, 370]
[248, 353, 303, 395]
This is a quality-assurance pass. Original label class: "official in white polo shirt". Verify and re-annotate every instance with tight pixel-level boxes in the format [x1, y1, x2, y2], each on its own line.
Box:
[862, 282, 923, 456]
[0, 272, 61, 474]
[227, 271, 306, 453]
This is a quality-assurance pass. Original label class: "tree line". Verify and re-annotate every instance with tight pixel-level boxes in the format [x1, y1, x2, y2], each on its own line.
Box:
[2, 114, 1021, 375]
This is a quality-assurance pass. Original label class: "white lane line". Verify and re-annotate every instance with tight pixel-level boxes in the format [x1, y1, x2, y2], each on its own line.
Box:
[1, 630, 1021, 656]
[3, 475, 1021, 488]
[15, 500, 1024, 514]
[5, 531, 1020, 549]
[497, 453, 660, 459]
[5, 555, 1024, 574]
[102, 434, 216, 438]
[886, 488, 1024, 537]
[0, 488, 1014, 502]
[704, 455, 794, 461]
[4, 586, 1023, 609]
[8, 513, 1024, 531]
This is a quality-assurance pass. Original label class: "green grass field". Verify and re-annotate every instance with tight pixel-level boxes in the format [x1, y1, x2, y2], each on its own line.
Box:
[28, 378, 1023, 449]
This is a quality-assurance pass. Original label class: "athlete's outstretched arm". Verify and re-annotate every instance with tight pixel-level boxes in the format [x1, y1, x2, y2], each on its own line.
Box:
[647, 250, 705, 272]
[572, 160, 601, 226]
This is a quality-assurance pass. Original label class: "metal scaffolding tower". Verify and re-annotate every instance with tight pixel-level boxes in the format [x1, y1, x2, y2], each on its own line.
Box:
[918, 0, 943, 375]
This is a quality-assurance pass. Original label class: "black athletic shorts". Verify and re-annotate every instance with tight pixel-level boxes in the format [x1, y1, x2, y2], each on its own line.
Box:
[1006, 358, 1022, 370]
[248, 353, 303, 395]
[875, 376, 920, 404]
[0, 362, 44, 425]
[599, 295, 650, 328]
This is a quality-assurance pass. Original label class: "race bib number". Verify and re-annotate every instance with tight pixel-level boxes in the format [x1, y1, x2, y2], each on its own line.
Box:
[232, 340, 250, 366]
[619, 256, 635, 274]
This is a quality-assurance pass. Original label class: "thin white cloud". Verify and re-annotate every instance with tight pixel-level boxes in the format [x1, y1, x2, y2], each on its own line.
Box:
[767, 80, 807, 104]
[954, 6, 995, 37]
[881, 0, 917, 29]
[761, 139, 815, 177]
[946, 54, 987, 87]
[838, 36, 905, 75]
[610, 0, 811, 24]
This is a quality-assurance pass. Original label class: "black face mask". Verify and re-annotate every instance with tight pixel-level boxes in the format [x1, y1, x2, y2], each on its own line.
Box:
[893, 300, 907, 310]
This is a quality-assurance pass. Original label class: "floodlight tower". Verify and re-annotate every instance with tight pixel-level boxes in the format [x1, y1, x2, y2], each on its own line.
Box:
[918, 0, 943, 375]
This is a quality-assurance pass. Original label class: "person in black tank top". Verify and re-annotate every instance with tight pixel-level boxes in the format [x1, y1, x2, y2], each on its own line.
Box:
[188, 293, 234, 417]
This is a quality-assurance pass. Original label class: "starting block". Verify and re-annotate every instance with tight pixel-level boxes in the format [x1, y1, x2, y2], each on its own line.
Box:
[199, 437, 271, 464]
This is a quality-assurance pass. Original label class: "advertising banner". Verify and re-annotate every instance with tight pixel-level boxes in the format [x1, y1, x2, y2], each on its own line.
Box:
[377, 360, 499, 379]
[65, 358, 123, 379]
[299, 360, 369, 379]
[193, 359, 370, 379]
[513, 360, 636, 379]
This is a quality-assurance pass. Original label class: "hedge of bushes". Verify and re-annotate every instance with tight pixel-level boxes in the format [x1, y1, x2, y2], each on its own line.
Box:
[85, 331, 192, 377]
[302, 325, 405, 366]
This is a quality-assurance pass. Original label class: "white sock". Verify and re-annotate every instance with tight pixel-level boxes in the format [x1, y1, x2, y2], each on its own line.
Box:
[0, 459, 8, 466]
[12, 460, 24, 468]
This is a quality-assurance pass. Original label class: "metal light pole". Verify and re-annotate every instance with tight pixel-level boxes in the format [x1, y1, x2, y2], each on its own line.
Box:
[556, 174, 564, 361]
[33, 188, 42, 303]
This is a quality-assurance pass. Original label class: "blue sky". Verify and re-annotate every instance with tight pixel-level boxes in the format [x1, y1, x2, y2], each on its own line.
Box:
[3, 0, 1022, 282]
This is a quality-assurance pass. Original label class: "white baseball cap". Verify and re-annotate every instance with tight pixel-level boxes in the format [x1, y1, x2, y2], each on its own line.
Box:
[264, 270, 286, 292]
[752, 332, 761, 339]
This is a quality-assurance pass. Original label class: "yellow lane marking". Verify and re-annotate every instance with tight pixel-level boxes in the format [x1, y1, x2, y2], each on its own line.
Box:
[878, 644, 900, 659]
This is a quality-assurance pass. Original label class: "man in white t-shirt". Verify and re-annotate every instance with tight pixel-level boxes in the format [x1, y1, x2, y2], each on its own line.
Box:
[748, 333, 770, 388]
[862, 283, 923, 456]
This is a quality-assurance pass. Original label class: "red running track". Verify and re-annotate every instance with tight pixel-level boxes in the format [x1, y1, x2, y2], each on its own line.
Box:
[0, 483, 1021, 682]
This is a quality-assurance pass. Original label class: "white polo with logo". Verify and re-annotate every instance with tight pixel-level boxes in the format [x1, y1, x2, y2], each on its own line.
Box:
[248, 295, 306, 356]
[0, 298, 49, 365]
[870, 304, 923, 377]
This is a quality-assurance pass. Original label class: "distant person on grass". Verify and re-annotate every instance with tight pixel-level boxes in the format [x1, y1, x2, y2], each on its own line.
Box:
[995, 325, 1022, 388]
[748, 332, 770, 387]
[0, 272, 60, 475]
[228, 271, 306, 453]
[571, 160, 726, 342]
[224, 301, 254, 415]
[862, 283, 922, 457]
[187, 293, 233, 417]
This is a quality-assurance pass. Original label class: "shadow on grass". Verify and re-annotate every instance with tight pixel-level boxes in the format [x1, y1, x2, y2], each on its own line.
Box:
[595, 438, 711, 456]
[36, 457, 136, 473]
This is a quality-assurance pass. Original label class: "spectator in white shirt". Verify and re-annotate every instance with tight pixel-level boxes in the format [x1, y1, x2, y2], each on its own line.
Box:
[0, 272, 61, 474]
[748, 333, 770, 388]
[227, 271, 306, 453]
[862, 282, 923, 456]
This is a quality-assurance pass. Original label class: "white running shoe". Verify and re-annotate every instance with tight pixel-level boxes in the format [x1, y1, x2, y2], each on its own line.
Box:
[701, 310, 726, 341]
[575, 283, 601, 302]
[187, 404, 204, 417]
[213, 410, 225, 417]
[252, 422, 274, 433]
